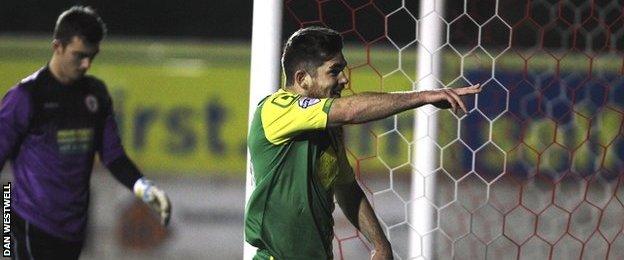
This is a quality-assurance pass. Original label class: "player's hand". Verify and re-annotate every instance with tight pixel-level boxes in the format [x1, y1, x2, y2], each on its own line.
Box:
[371, 248, 394, 260]
[134, 178, 172, 226]
[423, 84, 482, 114]
[371, 241, 393, 260]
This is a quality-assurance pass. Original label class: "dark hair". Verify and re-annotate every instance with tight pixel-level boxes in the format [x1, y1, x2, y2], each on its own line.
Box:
[281, 26, 343, 87]
[53, 6, 107, 45]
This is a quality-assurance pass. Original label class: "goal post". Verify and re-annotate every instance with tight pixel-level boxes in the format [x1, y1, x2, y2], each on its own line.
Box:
[244, 0, 283, 259]
[411, 0, 445, 258]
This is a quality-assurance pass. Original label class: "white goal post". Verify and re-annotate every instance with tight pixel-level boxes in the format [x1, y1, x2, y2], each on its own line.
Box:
[244, 0, 283, 259]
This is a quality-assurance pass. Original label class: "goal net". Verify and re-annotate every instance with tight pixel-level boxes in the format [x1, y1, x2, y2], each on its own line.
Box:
[283, 0, 624, 259]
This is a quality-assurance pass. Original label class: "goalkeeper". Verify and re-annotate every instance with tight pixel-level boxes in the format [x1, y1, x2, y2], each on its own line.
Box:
[245, 26, 481, 259]
[0, 6, 170, 259]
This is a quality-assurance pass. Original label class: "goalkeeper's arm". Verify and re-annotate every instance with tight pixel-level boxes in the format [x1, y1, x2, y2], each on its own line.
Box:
[107, 155, 172, 226]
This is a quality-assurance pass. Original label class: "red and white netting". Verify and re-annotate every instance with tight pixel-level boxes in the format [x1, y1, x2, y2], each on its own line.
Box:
[285, 0, 624, 259]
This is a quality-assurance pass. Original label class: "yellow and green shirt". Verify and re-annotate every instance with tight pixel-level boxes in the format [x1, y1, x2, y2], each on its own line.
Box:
[245, 89, 355, 259]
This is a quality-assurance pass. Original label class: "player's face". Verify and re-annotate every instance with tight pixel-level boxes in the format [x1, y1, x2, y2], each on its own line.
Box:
[53, 36, 99, 84]
[308, 52, 349, 98]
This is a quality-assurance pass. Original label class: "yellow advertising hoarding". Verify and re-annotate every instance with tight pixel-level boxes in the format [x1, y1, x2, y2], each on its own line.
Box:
[1, 38, 622, 178]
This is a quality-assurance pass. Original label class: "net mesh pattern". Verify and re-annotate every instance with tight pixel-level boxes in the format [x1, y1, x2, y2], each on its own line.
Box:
[284, 0, 624, 259]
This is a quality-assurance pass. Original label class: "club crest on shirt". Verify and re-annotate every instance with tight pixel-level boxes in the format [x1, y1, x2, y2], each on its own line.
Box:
[85, 95, 98, 113]
[298, 97, 320, 108]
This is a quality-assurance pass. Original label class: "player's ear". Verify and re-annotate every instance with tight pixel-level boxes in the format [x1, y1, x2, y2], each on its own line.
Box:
[52, 39, 63, 54]
[295, 69, 310, 90]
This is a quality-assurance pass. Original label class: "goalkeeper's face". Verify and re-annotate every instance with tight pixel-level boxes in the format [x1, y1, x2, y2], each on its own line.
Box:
[52, 36, 100, 84]
[307, 52, 349, 98]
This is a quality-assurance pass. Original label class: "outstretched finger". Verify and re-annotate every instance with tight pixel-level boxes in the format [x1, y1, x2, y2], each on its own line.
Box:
[456, 84, 482, 95]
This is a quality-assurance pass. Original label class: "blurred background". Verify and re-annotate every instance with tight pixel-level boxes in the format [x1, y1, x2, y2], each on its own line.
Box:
[1, 0, 623, 259]
[0, 0, 254, 259]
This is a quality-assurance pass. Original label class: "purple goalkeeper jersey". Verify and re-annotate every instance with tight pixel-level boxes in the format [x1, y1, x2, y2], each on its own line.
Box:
[0, 66, 126, 241]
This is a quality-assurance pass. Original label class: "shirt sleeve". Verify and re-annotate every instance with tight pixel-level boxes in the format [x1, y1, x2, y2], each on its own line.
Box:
[261, 91, 334, 145]
[0, 86, 32, 170]
[97, 95, 126, 167]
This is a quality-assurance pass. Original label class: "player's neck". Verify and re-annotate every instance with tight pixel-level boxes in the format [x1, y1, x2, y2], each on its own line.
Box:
[283, 84, 306, 96]
[48, 57, 74, 85]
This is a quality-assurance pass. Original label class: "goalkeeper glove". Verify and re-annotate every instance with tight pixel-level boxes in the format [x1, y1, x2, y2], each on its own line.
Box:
[133, 177, 172, 226]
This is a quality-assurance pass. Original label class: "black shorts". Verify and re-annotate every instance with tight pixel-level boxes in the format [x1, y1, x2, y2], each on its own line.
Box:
[11, 212, 84, 260]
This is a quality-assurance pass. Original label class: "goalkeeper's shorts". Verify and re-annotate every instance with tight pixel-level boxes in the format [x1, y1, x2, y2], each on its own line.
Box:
[10, 211, 84, 260]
